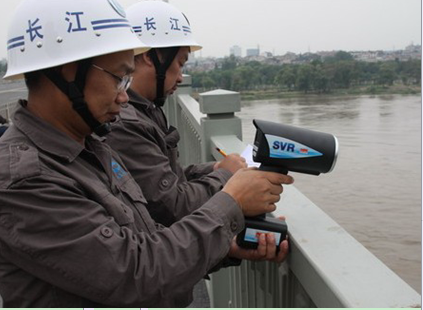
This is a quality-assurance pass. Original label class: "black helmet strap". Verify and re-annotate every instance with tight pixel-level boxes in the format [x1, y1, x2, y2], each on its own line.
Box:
[43, 58, 111, 137]
[148, 47, 180, 107]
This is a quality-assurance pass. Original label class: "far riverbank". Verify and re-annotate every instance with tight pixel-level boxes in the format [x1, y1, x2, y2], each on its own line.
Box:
[239, 84, 421, 101]
[193, 84, 421, 101]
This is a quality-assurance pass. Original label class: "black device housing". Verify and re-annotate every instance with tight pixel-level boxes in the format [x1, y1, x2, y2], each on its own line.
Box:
[252, 119, 338, 175]
[236, 214, 287, 250]
[236, 119, 339, 250]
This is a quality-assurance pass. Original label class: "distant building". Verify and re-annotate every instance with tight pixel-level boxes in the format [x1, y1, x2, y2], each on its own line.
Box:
[230, 45, 242, 57]
[405, 43, 421, 53]
[246, 47, 260, 57]
[403, 44, 422, 60]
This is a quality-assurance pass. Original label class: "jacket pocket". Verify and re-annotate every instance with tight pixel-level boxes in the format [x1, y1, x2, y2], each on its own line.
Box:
[97, 190, 135, 226]
[119, 179, 147, 204]
[118, 180, 156, 234]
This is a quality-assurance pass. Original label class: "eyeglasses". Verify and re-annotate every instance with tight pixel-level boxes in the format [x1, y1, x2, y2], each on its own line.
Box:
[91, 64, 133, 93]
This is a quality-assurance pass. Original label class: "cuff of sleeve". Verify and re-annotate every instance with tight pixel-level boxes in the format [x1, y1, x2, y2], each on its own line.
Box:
[214, 168, 233, 184]
[186, 162, 216, 179]
[222, 256, 242, 267]
[209, 191, 244, 236]
[206, 255, 242, 275]
[202, 162, 217, 174]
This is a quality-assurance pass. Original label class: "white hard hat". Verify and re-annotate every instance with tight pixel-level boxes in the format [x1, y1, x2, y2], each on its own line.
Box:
[4, 0, 151, 80]
[126, 0, 202, 52]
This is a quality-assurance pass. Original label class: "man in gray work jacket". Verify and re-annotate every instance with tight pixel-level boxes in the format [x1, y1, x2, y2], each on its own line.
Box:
[107, 1, 248, 228]
[0, 0, 294, 307]
[106, 1, 291, 260]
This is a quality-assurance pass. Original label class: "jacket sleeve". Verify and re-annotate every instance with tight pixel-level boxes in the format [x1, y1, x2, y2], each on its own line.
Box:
[184, 162, 216, 180]
[0, 175, 244, 307]
[107, 119, 233, 226]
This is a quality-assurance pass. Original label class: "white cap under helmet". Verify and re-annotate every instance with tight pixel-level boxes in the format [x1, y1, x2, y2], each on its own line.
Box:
[126, 0, 202, 51]
[4, 0, 150, 80]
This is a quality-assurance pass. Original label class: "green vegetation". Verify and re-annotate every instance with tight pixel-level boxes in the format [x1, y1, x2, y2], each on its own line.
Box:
[188, 52, 421, 100]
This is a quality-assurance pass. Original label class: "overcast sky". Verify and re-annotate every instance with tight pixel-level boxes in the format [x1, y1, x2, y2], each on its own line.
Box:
[1, 0, 421, 59]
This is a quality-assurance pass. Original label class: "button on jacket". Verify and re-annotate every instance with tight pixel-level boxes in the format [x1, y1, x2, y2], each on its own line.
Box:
[106, 90, 232, 227]
[0, 101, 244, 307]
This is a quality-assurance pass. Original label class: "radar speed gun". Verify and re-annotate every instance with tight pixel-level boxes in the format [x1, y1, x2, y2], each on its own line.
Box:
[236, 119, 339, 250]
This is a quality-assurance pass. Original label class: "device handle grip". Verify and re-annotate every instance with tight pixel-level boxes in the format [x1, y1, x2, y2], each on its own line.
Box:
[259, 164, 288, 175]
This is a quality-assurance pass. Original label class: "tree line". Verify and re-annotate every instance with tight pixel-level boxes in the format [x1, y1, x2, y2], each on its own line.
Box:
[188, 51, 421, 93]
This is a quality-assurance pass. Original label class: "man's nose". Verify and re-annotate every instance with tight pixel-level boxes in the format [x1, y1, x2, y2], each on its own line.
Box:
[117, 90, 130, 106]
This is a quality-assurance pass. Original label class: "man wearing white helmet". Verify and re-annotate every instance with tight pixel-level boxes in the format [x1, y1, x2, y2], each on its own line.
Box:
[106, 1, 292, 264]
[0, 0, 293, 307]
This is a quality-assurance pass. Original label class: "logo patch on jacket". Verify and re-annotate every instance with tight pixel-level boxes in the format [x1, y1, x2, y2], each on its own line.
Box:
[111, 159, 127, 179]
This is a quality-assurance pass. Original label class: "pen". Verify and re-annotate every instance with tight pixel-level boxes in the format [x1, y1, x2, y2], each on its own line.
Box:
[216, 147, 228, 157]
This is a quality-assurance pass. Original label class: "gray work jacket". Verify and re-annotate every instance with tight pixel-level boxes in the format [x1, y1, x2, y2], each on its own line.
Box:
[0, 101, 244, 307]
[106, 90, 232, 226]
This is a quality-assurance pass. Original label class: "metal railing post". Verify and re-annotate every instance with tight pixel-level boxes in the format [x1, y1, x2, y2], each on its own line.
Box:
[199, 89, 242, 163]
[5, 104, 10, 122]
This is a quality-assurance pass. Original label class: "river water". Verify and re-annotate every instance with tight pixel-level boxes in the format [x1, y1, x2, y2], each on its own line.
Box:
[238, 94, 421, 293]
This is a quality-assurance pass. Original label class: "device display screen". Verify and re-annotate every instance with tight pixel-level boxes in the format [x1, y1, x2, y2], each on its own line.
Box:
[244, 228, 282, 244]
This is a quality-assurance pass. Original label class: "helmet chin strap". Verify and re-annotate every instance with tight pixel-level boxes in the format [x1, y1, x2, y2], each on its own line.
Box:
[148, 48, 180, 107]
[43, 59, 111, 136]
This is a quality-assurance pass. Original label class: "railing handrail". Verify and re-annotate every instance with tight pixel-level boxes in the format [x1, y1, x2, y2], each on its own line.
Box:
[271, 184, 421, 308]
[176, 94, 202, 133]
[0, 102, 17, 123]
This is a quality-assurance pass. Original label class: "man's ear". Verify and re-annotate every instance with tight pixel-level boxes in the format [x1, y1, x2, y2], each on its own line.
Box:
[142, 52, 155, 67]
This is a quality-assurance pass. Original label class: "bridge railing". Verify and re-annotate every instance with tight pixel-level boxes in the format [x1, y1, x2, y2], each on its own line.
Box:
[165, 75, 421, 308]
[0, 102, 16, 123]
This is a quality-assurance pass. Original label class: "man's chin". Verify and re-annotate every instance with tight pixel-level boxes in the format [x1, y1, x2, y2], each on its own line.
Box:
[168, 87, 178, 96]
